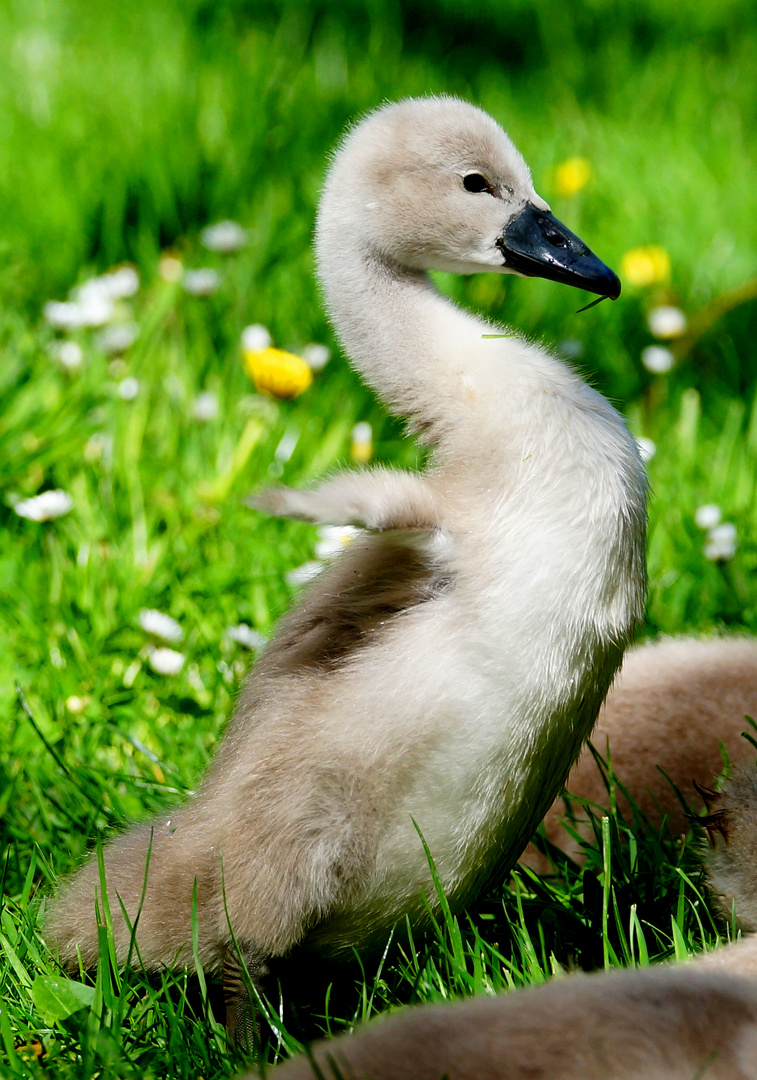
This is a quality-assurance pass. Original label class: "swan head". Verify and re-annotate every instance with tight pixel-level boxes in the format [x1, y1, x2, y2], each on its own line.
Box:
[318, 95, 620, 300]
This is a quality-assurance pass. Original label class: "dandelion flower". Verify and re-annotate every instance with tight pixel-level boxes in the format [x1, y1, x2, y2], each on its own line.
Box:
[118, 376, 140, 400]
[704, 522, 737, 562]
[315, 525, 358, 560]
[695, 504, 722, 530]
[636, 437, 656, 462]
[553, 157, 592, 198]
[192, 391, 219, 422]
[620, 246, 671, 288]
[227, 624, 267, 650]
[47, 340, 83, 370]
[14, 489, 73, 521]
[183, 268, 221, 296]
[351, 421, 373, 463]
[301, 343, 331, 371]
[641, 346, 674, 374]
[201, 220, 248, 253]
[243, 346, 313, 399]
[647, 305, 687, 340]
[241, 324, 272, 351]
[148, 647, 185, 676]
[286, 561, 324, 587]
[138, 608, 184, 644]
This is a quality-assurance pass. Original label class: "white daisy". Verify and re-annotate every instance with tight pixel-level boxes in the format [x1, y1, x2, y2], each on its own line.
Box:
[647, 305, 687, 339]
[48, 340, 84, 370]
[241, 324, 272, 351]
[695, 504, 722, 530]
[44, 301, 86, 331]
[315, 525, 358, 560]
[14, 489, 73, 521]
[286, 561, 324, 587]
[102, 266, 139, 299]
[301, 343, 331, 370]
[641, 346, 674, 374]
[227, 624, 267, 650]
[117, 376, 140, 401]
[183, 269, 221, 296]
[351, 422, 372, 444]
[148, 647, 186, 676]
[96, 322, 139, 355]
[201, 220, 248, 253]
[192, 391, 219, 422]
[138, 609, 184, 644]
[71, 279, 116, 325]
[636, 437, 656, 462]
[704, 522, 737, 562]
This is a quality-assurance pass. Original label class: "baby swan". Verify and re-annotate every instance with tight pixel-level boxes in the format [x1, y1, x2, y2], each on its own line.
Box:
[261, 772, 757, 1080]
[267, 963, 757, 1080]
[46, 96, 646, 1036]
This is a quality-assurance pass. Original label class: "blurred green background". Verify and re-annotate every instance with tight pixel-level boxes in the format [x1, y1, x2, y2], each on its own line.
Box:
[4, 0, 757, 379]
[2, 0, 757, 1074]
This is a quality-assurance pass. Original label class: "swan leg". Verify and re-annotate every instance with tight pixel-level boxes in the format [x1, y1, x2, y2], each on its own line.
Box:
[223, 940, 269, 1048]
[250, 468, 440, 531]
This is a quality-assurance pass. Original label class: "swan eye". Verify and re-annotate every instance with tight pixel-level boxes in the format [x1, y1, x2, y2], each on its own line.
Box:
[463, 173, 492, 194]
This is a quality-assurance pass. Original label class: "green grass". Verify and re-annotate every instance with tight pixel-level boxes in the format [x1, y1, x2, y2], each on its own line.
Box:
[2, 0, 757, 1075]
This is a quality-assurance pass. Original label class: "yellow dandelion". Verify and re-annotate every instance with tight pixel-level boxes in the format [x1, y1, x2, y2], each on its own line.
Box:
[242, 347, 313, 399]
[553, 158, 592, 198]
[620, 245, 671, 288]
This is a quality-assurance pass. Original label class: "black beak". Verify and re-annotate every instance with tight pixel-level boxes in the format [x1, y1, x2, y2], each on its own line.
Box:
[496, 204, 621, 300]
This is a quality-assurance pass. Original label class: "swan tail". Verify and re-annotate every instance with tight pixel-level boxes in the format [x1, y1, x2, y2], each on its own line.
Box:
[44, 818, 223, 973]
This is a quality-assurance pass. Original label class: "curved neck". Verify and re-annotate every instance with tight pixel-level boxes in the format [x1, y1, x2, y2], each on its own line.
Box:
[318, 237, 498, 444]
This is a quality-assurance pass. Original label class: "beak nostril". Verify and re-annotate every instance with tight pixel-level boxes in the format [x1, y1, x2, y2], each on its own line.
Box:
[544, 227, 568, 248]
